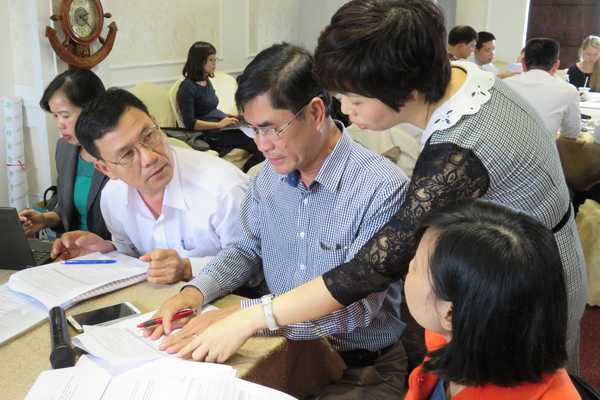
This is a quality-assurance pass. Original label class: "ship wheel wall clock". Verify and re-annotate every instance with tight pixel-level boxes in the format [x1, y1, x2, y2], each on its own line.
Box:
[46, 0, 117, 69]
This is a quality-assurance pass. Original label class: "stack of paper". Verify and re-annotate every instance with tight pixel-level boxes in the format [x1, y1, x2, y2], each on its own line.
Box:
[26, 355, 297, 400]
[7, 252, 147, 309]
[0, 284, 47, 345]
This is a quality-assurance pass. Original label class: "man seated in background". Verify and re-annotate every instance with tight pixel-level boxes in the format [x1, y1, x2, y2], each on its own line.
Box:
[473, 31, 520, 78]
[51, 89, 249, 284]
[447, 25, 477, 61]
[150, 43, 410, 398]
[505, 37, 581, 140]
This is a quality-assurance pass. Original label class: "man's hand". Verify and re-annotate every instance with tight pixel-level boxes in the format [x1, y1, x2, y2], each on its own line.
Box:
[145, 287, 204, 339]
[159, 305, 239, 354]
[140, 249, 192, 284]
[51, 231, 114, 260]
[19, 209, 47, 236]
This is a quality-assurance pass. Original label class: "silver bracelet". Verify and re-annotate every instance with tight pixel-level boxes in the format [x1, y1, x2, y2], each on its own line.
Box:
[260, 294, 279, 331]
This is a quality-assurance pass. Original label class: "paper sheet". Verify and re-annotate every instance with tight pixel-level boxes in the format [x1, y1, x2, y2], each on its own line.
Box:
[27, 355, 295, 400]
[0, 284, 47, 345]
[8, 252, 147, 309]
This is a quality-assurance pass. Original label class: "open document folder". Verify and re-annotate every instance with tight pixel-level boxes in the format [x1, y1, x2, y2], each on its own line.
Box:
[7, 252, 147, 309]
[26, 355, 297, 400]
[0, 284, 47, 345]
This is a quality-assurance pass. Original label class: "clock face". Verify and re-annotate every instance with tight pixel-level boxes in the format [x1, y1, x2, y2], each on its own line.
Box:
[68, 0, 98, 39]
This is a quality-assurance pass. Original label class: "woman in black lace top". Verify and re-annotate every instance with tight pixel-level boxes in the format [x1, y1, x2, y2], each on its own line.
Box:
[187, 0, 585, 372]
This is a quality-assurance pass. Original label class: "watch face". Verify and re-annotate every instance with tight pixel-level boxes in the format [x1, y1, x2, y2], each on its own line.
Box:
[68, 0, 98, 39]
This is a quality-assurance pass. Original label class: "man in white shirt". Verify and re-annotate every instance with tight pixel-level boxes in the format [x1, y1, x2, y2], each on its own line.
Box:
[51, 89, 248, 284]
[505, 37, 581, 139]
[447, 25, 477, 61]
[473, 31, 520, 79]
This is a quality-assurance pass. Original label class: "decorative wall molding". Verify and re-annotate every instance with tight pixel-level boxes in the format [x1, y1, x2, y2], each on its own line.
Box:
[114, 68, 244, 89]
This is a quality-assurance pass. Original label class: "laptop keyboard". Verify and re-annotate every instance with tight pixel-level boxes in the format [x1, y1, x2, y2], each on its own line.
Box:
[31, 248, 51, 265]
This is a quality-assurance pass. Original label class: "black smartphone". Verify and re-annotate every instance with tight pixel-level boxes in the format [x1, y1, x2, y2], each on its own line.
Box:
[66, 302, 141, 333]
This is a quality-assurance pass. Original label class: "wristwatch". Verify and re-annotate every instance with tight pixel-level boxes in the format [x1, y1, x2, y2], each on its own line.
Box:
[260, 294, 279, 331]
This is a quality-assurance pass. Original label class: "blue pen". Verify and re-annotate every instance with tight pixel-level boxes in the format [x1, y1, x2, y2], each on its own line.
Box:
[61, 259, 117, 265]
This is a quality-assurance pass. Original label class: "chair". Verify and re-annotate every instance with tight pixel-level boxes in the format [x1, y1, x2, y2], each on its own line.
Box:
[166, 136, 192, 149]
[168, 79, 185, 127]
[570, 374, 600, 399]
[129, 81, 176, 127]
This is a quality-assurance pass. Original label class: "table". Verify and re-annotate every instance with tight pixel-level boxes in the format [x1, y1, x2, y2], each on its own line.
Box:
[0, 270, 344, 399]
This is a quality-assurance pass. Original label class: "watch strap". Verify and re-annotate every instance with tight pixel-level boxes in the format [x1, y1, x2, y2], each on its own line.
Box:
[260, 294, 279, 331]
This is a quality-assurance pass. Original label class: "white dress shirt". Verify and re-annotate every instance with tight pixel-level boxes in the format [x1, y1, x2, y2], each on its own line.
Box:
[100, 145, 248, 276]
[504, 69, 581, 138]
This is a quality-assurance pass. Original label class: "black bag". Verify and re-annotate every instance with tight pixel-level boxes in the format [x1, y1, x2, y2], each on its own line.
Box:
[161, 127, 210, 152]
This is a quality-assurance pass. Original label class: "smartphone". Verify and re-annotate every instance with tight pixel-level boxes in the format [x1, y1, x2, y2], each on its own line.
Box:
[66, 302, 141, 333]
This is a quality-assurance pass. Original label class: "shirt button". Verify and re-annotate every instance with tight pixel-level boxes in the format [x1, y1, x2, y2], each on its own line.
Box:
[299, 231, 305, 238]
[303, 198, 308, 205]
[299, 264, 306, 270]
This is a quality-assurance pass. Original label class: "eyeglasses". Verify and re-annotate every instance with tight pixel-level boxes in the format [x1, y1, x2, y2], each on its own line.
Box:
[102, 125, 164, 167]
[240, 103, 309, 140]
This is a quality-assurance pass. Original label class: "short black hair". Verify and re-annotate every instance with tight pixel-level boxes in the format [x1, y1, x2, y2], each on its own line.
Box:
[75, 88, 150, 159]
[39, 69, 105, 112]
[476, 31, 495, 50]
[182, 41, 216, 82]
[314, 0, 451, 110]
[448, 25, 478, 46]
[416, 200, 567, 387]
[235, 42, 330, 116]
[524, 37, 560, 71]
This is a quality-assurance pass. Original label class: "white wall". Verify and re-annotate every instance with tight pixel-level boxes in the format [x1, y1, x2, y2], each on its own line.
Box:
[455, 0, 530, 63]
[0, 0, 15, 206]
[299, 0, 347, 51]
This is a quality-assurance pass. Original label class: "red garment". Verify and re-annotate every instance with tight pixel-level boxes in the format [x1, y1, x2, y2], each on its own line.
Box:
[405, 331, 581, 400]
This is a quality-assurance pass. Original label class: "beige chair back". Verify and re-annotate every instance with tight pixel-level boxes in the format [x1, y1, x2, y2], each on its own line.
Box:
[168, 79, 185, 127]
[129, 81, 176, 127]
[211, 71, 238, 115]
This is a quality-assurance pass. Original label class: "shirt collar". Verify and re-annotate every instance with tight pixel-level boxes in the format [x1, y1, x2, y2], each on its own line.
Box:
[283, 121, 351, 193]
[126, 146, 189, 212]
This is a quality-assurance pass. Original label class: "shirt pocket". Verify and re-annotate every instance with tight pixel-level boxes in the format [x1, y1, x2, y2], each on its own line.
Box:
[316, 233, 353, 268]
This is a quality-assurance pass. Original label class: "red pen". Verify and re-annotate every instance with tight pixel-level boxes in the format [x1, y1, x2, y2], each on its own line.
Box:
[137, 308, 195, 328]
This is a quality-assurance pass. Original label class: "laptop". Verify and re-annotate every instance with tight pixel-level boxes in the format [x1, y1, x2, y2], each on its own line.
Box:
[0, 207, 53, 270]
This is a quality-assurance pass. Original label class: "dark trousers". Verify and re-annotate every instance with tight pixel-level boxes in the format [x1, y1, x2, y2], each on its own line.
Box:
[202, 129, 264, 172]
[311, 340, 408, 400]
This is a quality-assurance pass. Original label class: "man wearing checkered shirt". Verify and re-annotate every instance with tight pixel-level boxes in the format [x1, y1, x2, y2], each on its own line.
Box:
[150, 43, 410, 399]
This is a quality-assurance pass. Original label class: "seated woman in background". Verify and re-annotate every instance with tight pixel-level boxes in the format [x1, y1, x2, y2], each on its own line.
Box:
[19, 69, 110, 240]
[404, 200, 579, 400]
[177, 41, 263, 172]
[567, 35, 600, 90]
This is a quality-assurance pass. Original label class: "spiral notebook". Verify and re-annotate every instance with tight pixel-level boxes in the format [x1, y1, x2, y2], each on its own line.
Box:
[7, 252, 148, 310]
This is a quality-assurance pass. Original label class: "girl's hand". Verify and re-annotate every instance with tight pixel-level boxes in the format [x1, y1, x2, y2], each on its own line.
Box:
[176, 304, 263, 363]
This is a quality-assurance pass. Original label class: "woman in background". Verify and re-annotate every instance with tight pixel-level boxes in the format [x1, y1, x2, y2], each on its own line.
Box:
[19, 69, 110, 239]
[177, 41, 263, 172]
[567, 35, 600, 90]
[404, 200, 579, 400]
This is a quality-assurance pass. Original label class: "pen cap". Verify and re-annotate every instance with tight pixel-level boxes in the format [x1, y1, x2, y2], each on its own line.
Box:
[49, 306, 76, 369]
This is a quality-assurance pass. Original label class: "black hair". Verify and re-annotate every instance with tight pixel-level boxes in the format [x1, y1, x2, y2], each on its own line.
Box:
[39, 69, 105, 112]
[416, 200, 567, 387]
[235, 42, 330, 115]
[476, 31, 496, 50]
[182, 41, 217, 82]
[524, 37, 560, 71]
[314, 0, 451, 111]
[448, 25, 478, 46]
[75, 88, 150, 159]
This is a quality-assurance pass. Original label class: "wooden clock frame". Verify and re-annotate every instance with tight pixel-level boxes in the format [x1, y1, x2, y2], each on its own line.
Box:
[46, 0, 117, 69]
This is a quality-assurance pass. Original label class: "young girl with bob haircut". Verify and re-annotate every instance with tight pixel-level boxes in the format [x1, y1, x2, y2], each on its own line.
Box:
[404, 200, 579, 399]
[176, 41, 263, 171]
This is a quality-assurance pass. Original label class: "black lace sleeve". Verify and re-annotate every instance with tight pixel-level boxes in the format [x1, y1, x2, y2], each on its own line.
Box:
[323, 141, 490, 305]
